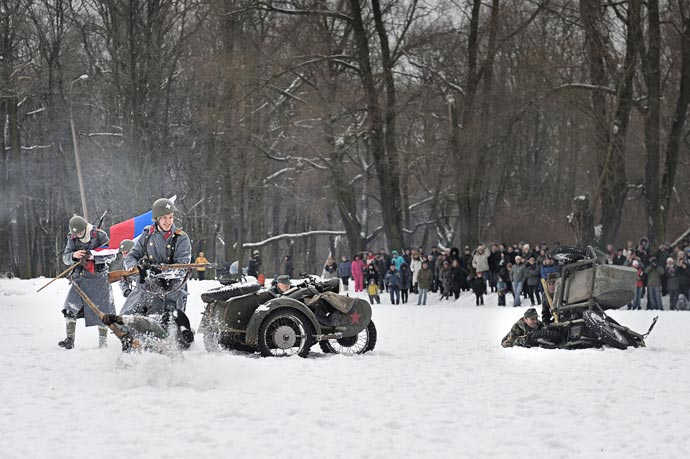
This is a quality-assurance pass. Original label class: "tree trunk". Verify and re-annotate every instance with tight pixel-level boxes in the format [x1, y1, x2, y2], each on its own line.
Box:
[579, 0, 610, 246]
[598, 0, 639, 245]
[643, 0, 661, 246]
[350, 0, 404, 251]
[7, 95, 31, 278]
[660, 8, 690, 239]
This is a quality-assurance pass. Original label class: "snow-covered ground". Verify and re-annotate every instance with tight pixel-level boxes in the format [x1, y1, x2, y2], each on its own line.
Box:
[1, 278, 688, 458]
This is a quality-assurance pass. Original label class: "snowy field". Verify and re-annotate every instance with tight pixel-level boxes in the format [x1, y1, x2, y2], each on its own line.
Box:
[1, 278, 689, 459]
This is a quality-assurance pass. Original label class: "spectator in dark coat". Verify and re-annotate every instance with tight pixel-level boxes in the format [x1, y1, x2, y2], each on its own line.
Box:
[612, 248, 627, 265]
[488, 245, 502, 292]
[471, 272, 487, 305]
[375, 254, 388, 291]
[283, 255, 294, 278]
[525, 257, 542, 306]
[337, 255, 352, 292]
[365, 263, 379, 285]
[384, 264, 401, 305]
[450, 259, 467, 299]
[510, 257, 528, 307]
[665, 257, 680, 310]
[644, 258, 665, 310]
[439, 260, 452, 300]
[499, 262, 513, 295]
[247, 250, 261, 277]
[399, 263, 412, 304]
[416, 261, 433, 305]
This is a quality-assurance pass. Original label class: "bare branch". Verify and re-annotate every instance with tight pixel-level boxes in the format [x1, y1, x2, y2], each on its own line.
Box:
[225, 1, 352, 22]
[244, 230, 347, 248]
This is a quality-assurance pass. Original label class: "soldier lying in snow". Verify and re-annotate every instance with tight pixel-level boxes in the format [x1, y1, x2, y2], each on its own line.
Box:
[501, 308, 545, 347]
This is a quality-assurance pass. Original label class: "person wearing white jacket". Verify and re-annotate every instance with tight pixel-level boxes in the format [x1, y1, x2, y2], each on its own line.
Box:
[409, 250, 423, 294]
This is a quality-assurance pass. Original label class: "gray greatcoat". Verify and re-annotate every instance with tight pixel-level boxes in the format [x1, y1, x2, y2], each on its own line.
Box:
[121, 223, 192, 316]
[62, 227, 116, 327]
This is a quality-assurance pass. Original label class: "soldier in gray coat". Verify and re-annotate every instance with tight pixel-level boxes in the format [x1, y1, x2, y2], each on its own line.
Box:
[121, 198, 194, 347]
[59, 215, 116, 349]
[114, 239, 135, 298]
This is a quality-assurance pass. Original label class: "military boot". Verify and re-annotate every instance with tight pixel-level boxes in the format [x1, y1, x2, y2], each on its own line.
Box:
[98, 326, 108, 348]
[58, 318, 77, 349]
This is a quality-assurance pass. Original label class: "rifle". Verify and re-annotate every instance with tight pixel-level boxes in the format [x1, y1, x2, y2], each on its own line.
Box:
[540, 278, 560, 323]
[95, 209, 107, 229]
[36, 261, 82, 292]
[108, 268, 139, 284]
[162, 263, 216, 270]
[109, 263, 215, 284]
[70, 281, 141, 350]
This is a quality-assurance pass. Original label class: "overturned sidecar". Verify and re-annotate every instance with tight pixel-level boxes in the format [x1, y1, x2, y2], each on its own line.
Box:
[532, 246, 658, 349]
[199, 276, 377, 357]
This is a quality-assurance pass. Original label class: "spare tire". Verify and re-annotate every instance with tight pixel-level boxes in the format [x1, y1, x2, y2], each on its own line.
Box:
[582, 310, 629, 349]
[201, 282, 262, 303]
[551, 246, 589, 263]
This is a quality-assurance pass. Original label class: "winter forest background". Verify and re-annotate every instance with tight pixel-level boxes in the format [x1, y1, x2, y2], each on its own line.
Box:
[2, 0, 690, 279]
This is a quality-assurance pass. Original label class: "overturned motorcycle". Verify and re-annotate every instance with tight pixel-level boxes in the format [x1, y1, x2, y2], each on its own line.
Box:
[199, 275, 377, 357]
[524, 246, 658, 350]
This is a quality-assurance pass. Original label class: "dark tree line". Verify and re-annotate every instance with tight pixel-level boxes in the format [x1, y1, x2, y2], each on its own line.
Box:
[2, 0, 690, 278]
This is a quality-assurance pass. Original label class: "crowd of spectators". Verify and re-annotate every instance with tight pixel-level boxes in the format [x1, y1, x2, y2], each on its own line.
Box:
[316, 237, 690, 311]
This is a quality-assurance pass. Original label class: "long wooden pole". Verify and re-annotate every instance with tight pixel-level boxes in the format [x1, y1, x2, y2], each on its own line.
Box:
[36, 262, 81, 292]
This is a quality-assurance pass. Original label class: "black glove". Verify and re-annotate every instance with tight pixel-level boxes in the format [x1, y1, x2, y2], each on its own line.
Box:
[150, 264, 162, 275]
[102, 314, 123, 326]
[138, 258, 153, 270]
[123, 288, 132, 298]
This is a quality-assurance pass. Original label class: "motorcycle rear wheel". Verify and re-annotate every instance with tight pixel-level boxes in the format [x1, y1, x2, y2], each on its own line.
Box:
[258, 309, 314, 358]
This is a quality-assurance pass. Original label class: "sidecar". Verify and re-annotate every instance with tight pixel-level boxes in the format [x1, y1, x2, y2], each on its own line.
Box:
[199, 276, 377, 357]
[534, 246, 657, 350]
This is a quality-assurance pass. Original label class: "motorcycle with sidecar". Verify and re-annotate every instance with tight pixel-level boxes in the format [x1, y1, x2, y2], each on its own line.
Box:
[198, 275, 377, 357]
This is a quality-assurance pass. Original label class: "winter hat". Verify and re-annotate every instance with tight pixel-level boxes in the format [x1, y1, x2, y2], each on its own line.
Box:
[277, 275, 291, 285]
[523, 308, 538, 319]
[667, 257, 675, 264]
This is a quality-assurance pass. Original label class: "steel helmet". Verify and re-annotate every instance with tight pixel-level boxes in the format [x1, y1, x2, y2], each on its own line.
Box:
[152, 198, 176, 220]
[118, 239, 135, 253]
[68, 215, 88, 235]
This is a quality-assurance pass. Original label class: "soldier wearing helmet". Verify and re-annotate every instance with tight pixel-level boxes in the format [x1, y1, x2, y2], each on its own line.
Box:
[120, 198, 194, 348]
[58, 215, 117, 350]
[115, 239, 135, 298]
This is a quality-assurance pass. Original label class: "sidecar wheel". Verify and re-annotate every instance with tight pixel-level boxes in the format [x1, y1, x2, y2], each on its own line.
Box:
[201, 282, 262, 303]
[258, 309, 314, 358]
[319, 320, 377, 355]
[583, 310, 629, 349]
